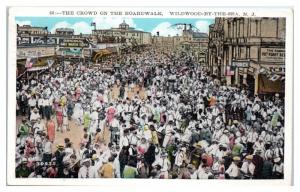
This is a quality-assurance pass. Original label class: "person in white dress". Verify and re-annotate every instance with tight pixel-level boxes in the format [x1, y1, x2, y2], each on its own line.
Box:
[72, 102, 84, 125]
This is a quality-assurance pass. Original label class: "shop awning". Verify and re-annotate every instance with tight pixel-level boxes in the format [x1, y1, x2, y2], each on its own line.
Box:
[258, 74, 284, 94]
[92, 49, 112, 62]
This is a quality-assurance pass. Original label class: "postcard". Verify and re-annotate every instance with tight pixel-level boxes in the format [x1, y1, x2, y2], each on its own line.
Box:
[6, 6, 293, 186]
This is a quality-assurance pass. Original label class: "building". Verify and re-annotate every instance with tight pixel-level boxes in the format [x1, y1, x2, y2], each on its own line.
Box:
[152, 35, 181, 48]
[16, 25, 93, 73]
[17, 25, 48, 45]
[152, 25, 208, 63]
[91, 21, 152, 45]
[184, 31, 209, 63]
[17, 25, 90, 47]
[17, 25, 48, 35]
[55, 28, 74, 36]
[208, 18, 225, 78]
[208, 17, 285, 95]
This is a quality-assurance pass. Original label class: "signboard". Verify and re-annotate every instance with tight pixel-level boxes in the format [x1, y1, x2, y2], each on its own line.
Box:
[60, 39, 88, 47]
[17, 46, 55, 60]
[260, 65, 285, 74]
[232, 60, 249, 68]
[18, 37, 30, 45]
[63, 48, 82, 56]
[27, 65, 50, 72]
[260, 48, 285, 62]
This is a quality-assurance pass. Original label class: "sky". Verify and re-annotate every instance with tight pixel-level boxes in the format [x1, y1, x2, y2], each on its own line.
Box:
[15, 17, 215, 36]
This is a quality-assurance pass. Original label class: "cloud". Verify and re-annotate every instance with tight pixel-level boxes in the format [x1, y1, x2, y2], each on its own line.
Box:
[92, 18, 137, 29]
[50, 21, 93, 35]
[72, 22, 93, 34]
[195, 20, 211, 34]
[136, 28, 144, 31]
[16, 20, 32, 26]
[151, 22, 182, 37]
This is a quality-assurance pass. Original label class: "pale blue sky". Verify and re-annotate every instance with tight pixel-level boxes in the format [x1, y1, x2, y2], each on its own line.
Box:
[16, 17, 215, 36]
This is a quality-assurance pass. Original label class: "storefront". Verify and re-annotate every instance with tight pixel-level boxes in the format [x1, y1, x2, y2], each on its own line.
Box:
[258, 74, 284, 94]
[17, 56, 56, 75]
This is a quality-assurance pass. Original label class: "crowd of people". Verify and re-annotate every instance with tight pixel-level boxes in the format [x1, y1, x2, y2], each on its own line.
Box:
[15, 47, 285, 179]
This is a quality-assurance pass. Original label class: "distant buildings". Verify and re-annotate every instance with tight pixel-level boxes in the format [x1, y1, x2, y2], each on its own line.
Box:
[17, 25, 48, 35]
[16, 21, 152, 73]
[16, 25, 90, 73]
[16, 21, 211, 73]
[208, 17, 285, 95]
[152, 26, 209, 63]
[55, 28, 74, 36]
[91, 20, 152, 45]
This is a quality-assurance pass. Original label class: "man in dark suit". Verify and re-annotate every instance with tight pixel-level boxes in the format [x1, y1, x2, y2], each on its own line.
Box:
[252, 149, 264, 179]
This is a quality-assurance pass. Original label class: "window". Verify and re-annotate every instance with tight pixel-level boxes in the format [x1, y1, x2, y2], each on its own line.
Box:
[228, 23, 231, 38]
[255, 20, 259, 36]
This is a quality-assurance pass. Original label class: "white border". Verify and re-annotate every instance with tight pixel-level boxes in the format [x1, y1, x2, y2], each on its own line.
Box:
[5, 4, 294, 190]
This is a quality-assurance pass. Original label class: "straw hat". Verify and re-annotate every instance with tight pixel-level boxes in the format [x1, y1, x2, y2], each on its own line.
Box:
[245, 155, 253, 160]
[193, 141, 202, 148]
[92, 154, 99, 160]
[274, 157, 281, 163]
[56, 144, 64, 149]
[81, 158, 91, 165]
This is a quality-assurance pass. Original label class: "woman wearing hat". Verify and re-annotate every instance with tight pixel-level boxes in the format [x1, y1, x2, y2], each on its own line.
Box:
[83, 110, 91, 132]
[272, 157, 283, 179]
[174, 147, 187, 170]
[30, 107, 41, 125]
[123, 159, 139, 178]
[240, 155, 255, 179]
[190, 141, 203, 168]
[149, 124, 159, 145]
[18, 118, 30, 145]
[56, 104, 63, 133]
[46, 118, 56, 142]
[99, 157, 115, 178]
[78, 158, 93, 178]
[106, 103, 116, 125]
[72, 101, 84, 125]
[62, 105, 69, 132]
[225, 156, 241, 179]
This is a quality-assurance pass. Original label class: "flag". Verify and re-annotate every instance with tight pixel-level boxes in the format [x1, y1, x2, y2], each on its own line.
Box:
[25, 58, 33, 68]
[226, 66, 235, 76]
[269, 74, 281, 81]
[91, 22, 96, 26]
